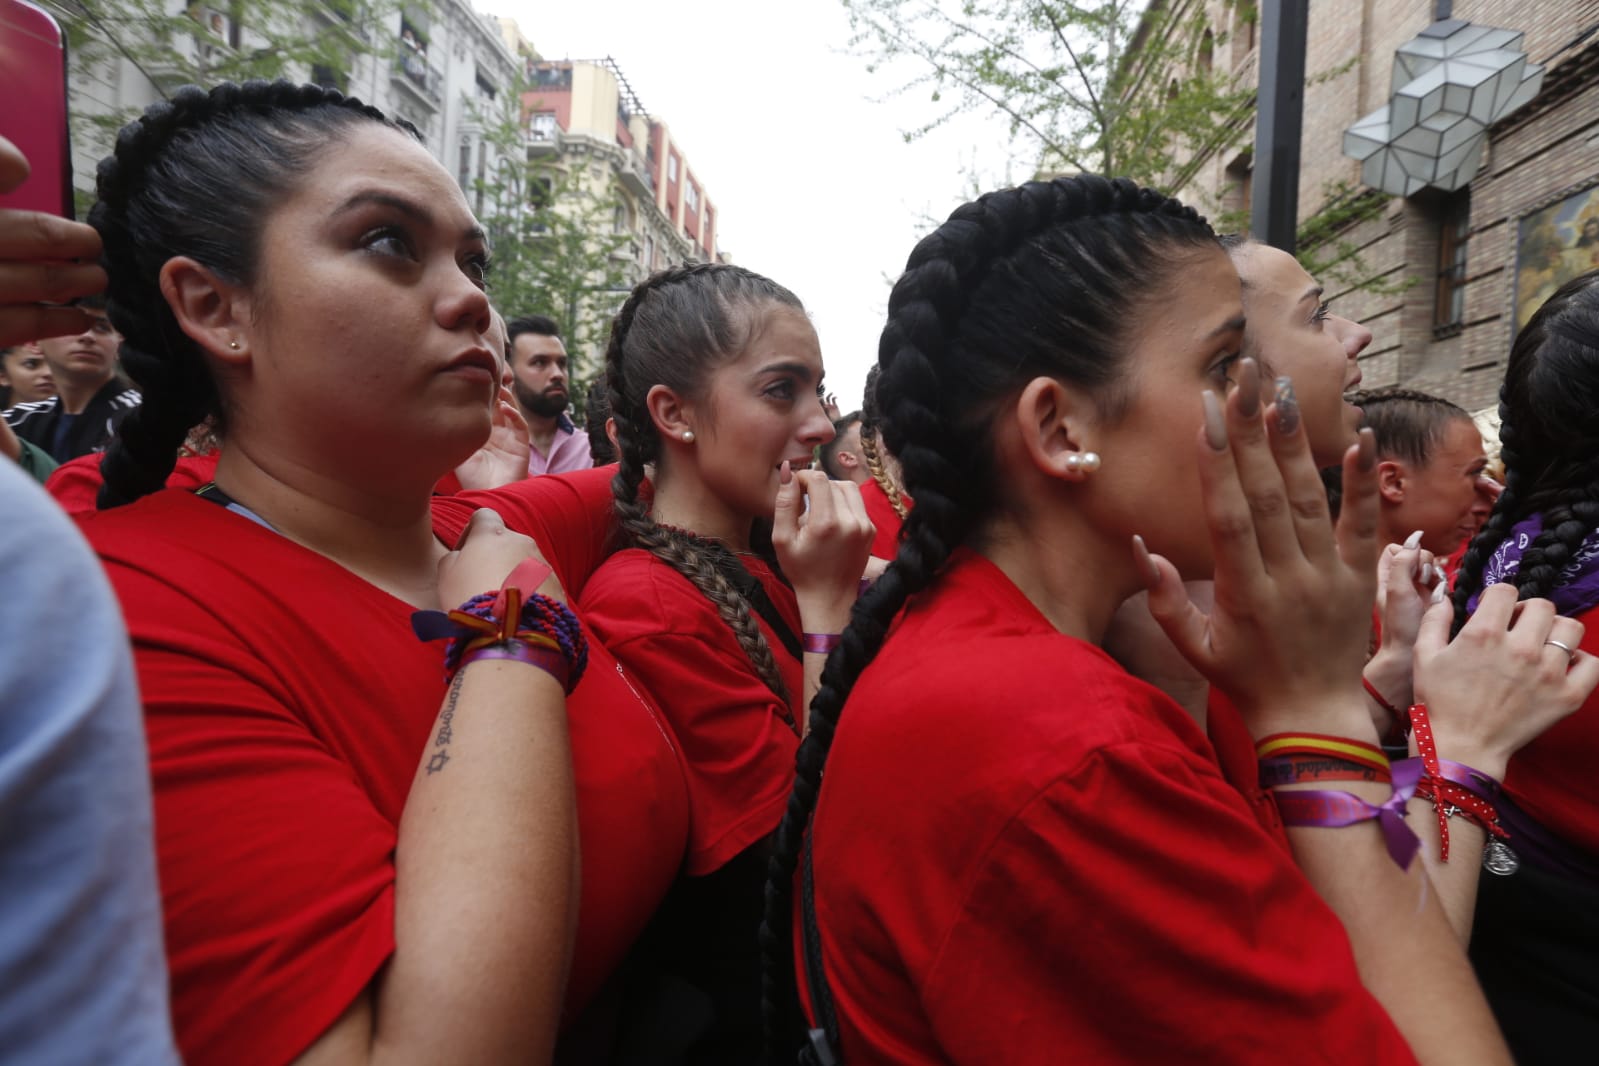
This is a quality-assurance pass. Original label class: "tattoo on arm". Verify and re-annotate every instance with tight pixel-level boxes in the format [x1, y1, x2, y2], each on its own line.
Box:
[426, 672, 464, 775]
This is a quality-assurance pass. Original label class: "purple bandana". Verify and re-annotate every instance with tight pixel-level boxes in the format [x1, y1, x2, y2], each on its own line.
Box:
[1466, 512, 1599, 617]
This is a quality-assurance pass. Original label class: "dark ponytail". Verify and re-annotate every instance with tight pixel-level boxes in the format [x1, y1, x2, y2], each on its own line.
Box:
[604, 262, 807, 706]
[760, 175, 1218, 1058]
[1453, 270, 1599, 632]
[89, 80, 413, 509]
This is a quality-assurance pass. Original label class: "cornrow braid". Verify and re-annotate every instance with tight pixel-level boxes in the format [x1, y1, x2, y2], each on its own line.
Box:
[604, 261, 807, 708]
[858, 365, 908, 520]
[761, 175, 1219, 1060]
[89, 80, 414, 509]
[1345, 385, 1473, 467]
[1453, 271, 1599, 632]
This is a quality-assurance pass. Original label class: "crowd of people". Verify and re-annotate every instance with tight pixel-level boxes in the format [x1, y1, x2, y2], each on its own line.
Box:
[4, 79, 1599, 1066]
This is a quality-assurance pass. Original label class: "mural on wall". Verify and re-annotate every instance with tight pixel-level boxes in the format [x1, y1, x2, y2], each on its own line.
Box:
[1516, 183, 1599, 330]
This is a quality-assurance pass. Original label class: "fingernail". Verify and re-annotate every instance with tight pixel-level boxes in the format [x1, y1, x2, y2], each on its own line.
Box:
[1237, 359, 1260, 417]
[1421, 562, 1435, 586]
[1357, 428, 1377, 471]
[1432, 581, 1448, 604]
[1132, 534, 1161, 588]
[1202, 390, 1227, 451]
[1404, 530, 1423, 550]
[1274, 376, 1300, 435]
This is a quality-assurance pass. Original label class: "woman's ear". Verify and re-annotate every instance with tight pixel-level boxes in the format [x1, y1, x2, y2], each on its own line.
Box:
[159, 256, 253, 366]
[646, 382, 695, 443]
[1377, 459, 1406, 503]
[1011, 376, 1098, 482]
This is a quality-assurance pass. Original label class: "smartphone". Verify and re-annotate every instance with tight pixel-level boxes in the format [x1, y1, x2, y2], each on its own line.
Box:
[0, 0, 73, 218]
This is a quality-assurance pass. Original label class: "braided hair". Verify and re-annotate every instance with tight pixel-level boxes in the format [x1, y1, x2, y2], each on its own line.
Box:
[89, 80, 414, 509]
[858, 364, 908, 520]
[604, 262, 808, 706]
[759, 175, 1218, 1059]
[1453, 271, 1599, 633]
[1343, 386, 1473, 466]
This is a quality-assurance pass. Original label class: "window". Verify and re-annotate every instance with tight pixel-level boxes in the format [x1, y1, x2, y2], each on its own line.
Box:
[667, 154, 678, 182]
[311, 64, 346, 93]
[475, 71, 497, 100]
[1434, 189, 1470, 333]
[1199, 29, 1214, 74]
[643, 234, 655, 267]
[685, 182, 699, 211]
[458, 137, 472, 188]
[530, 113, 557, 141]
[529, 175, 554, 210]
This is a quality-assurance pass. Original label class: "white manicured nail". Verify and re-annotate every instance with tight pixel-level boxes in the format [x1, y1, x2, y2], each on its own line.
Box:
[1432, 582, 1448, 604]
[1404, 530, 1424, 550]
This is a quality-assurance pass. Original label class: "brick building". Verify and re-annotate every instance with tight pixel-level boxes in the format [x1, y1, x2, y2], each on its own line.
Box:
[1162, 0, 1599, 413]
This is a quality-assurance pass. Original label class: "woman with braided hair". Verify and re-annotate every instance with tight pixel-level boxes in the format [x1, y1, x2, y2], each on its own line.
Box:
[857, 364, 909, 559]
[578, 262, 873, 1061]
[759, 175, 1597, 1065]
[1333, 386, 1494, 556]
[1451, 270, 1599, 1062]
[74, 81, 690, 1065]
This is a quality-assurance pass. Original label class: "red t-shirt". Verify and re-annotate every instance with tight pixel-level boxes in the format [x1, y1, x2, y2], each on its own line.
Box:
[47, 450, 220, 519]
[1501, 602, 1599, 858]
[802, 549, 1417, 1064]
[580, 547, 801, 876]
[859, 477, 906, 560]
[84, 468, 689, 1066]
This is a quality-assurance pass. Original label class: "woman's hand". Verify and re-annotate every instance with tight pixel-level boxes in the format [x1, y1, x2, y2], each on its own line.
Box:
[438, 507, 564, 607]
[1414, 584, 1599, 778]
[772, 462, 874, 630]
[453, 386, 532, 491]
[1139, 359, 1380, 740]
[0, 135, 105, 348]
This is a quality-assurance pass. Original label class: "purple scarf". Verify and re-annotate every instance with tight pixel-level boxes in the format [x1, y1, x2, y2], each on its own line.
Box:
[1466, 512, 1599, 617]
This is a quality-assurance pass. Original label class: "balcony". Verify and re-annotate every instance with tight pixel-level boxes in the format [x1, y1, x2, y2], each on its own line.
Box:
[391, 41, 442, 110]
[619, 154, 655, 199]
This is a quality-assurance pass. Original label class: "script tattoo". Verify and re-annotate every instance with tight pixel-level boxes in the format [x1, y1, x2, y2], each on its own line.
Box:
[427, 673, 464, 774]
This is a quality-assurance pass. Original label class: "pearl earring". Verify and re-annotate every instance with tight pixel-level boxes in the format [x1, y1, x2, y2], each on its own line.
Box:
[228, 340, 240, 350]
[1065, 451, 1101, 475]
[682, 431, 695, 443]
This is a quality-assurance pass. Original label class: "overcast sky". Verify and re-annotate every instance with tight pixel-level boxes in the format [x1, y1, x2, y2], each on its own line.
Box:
[490, 0, 1020, 410]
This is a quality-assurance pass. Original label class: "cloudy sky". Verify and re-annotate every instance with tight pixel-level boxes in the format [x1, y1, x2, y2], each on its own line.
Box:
[491, 0, 1020, 410]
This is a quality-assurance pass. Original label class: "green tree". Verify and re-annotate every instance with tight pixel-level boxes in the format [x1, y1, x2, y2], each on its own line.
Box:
[467, 76, 636, 403]
[844, 0, 1255, 188]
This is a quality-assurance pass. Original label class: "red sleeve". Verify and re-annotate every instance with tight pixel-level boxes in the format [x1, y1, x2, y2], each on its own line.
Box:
[112, 564, 397, 1066]
[581, 554, 798, 876]
[431, 465, 616, 596]
[916, 743, 1417, 1065]
[47, 452, 220, 521]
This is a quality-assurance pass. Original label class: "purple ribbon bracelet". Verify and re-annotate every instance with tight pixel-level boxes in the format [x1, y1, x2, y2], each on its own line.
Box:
[1273, 758, 1422, 869]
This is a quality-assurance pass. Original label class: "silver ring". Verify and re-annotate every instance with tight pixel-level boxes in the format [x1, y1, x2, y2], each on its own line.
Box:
[1544, 638, 1578, 661]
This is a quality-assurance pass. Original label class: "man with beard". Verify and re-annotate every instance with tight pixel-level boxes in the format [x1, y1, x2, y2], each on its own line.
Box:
[3, 296, 139, 464]
[506, 315, 593, 476]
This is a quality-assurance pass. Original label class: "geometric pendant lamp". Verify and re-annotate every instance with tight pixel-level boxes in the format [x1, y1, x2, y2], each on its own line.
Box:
[1343, 17, 1544, 195]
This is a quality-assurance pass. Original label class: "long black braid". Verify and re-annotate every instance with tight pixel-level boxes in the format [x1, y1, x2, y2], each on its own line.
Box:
[604, 262, 809, 707]
[1453, 271, 1599, 633]
[89, 80, 414, 509]
[759, 175, 1219, 1061]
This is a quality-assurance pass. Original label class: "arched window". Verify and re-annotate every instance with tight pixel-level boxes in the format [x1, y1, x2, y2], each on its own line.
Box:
[1199, 28, 1215, 73]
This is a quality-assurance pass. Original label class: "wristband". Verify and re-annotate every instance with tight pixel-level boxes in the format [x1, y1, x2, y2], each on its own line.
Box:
[1273, 759, 1422, 869]
[1255, 732, 1390, 774]
[1363, 676, 1410, 740]
[458, 638, 571, 690]
[803, 632, 842, 654]
[412, 588, 589, 693]
[1260, 754, 1392, 788]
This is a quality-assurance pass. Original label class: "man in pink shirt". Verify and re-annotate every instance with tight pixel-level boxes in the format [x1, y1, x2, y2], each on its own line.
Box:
[506, 315, 594, 476]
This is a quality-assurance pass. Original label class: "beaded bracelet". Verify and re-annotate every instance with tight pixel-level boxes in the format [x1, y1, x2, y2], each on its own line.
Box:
[1273, 758, 1422, 869]
[412, 586, 589, 694]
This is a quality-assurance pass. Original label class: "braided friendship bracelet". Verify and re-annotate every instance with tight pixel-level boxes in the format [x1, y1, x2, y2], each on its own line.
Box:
[412, 584, 588, 694]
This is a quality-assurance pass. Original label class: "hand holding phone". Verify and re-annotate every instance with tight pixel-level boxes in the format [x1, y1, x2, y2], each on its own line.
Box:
[0, 134, 105, 348]
[0, 0, 73, 218]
